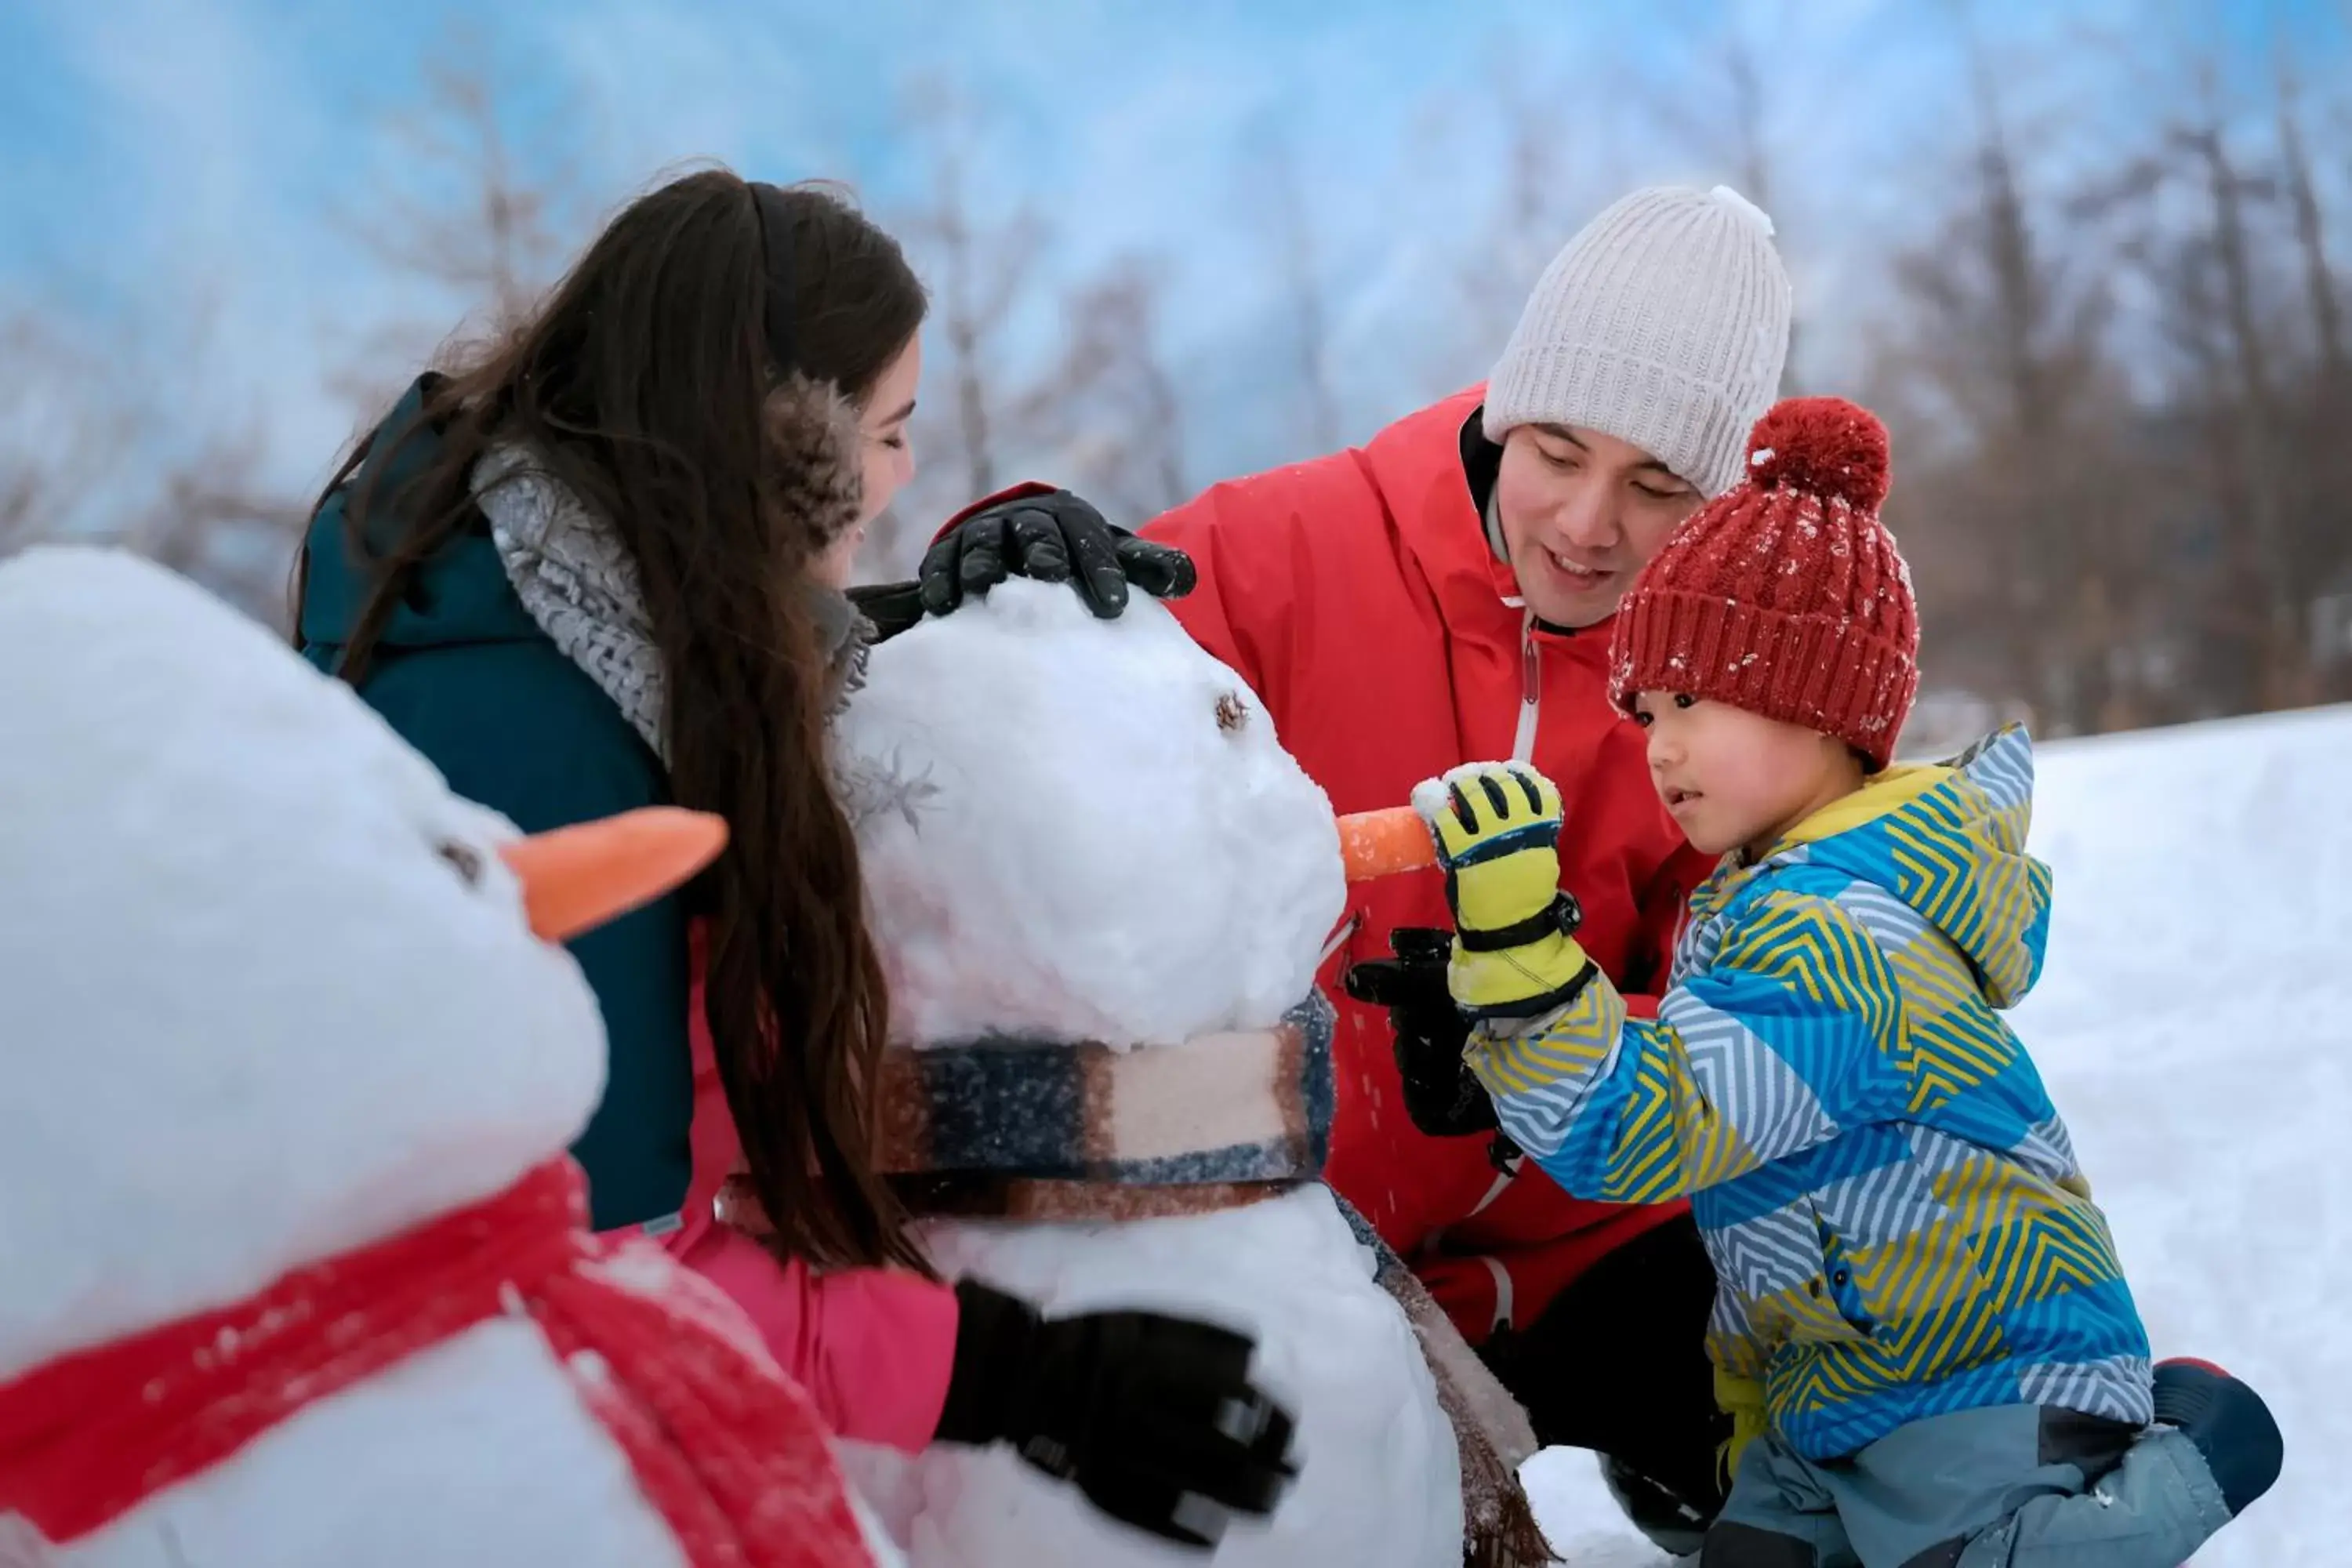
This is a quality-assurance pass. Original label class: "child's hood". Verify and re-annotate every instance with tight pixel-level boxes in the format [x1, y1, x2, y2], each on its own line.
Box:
[1756, 724, 2053, 1008]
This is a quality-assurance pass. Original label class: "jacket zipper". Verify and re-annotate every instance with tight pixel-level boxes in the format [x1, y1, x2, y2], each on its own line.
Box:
[1317, 910, 1363, 970]
[1512, 608, 1541, 763]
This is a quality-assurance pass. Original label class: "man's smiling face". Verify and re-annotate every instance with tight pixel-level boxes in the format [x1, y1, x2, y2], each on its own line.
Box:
[1493, 422, 1704, 627]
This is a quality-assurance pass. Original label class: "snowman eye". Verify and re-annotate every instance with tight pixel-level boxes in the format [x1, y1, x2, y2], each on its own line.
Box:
[1215, 691, 1250, 733]
[435, 840, 486, 886]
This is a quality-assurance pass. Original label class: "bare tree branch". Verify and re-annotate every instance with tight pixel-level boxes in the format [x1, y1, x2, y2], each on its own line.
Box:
[0, 303, 313, 628]
[329, 34, 585, 409]
[877, 76, 1194, 570]
[1042, 259, 1189, 523]
[1872, 5, 2169, 735]
[2274, 42, 2348, 401]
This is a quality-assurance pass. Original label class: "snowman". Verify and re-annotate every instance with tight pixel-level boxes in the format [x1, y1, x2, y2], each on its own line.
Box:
[821, 578, 1500, 1568]
[0, 547, 891, 1568]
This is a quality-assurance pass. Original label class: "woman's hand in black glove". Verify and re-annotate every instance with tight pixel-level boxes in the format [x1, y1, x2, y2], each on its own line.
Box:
[844, 579, 925, 643]
[934, 1279, 1298, 1548]
[920, 488, 1196, 620]
[1344, 926, 1500, 1138]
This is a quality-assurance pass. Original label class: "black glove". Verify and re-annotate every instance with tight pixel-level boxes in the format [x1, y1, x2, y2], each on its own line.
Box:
[920, 488, 1196, 620]
[844, 579, 925, 643]
[934, 1279, 1298, 1548]
[1344, 926, 1500, 1138]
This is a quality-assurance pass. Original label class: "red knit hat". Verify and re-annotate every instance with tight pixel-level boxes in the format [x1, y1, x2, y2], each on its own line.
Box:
[1608, 396, 1919, 768]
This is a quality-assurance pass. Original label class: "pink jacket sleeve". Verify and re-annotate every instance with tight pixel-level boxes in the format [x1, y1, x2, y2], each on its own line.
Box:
[652, 939, 960, 1453]
[667, 1218, 957, 1453]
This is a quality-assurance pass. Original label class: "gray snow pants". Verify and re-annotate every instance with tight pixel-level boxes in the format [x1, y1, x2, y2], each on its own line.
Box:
[1700, 1405, 2232, 1567]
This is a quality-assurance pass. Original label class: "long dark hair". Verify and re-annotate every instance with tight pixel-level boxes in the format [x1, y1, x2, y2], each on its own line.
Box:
[295, 169, 931, 1274]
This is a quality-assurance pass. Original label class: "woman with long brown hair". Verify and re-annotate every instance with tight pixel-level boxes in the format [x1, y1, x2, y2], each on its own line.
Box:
[293, 169, 1288, 1548]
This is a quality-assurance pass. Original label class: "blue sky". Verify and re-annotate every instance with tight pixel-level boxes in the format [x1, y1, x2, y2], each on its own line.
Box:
[4, 0, 2346, 522]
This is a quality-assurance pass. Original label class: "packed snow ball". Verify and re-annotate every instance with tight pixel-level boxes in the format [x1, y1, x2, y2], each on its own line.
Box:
[835, 579, 1346, 1047]
[1746, 395, 1891, 512]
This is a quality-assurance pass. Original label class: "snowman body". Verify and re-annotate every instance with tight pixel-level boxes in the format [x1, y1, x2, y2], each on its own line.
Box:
[0, 550, 880, 1568]
[835, 581, 1462, 1567]
[53, 1324, 688, 1568]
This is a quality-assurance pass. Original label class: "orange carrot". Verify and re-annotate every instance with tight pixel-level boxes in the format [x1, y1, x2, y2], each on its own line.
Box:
[1336, 805, 1436, 882]
[499, 807, 729, 945]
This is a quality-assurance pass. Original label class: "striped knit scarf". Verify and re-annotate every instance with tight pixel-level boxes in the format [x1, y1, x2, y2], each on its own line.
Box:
[872, 992, 1335, 1220]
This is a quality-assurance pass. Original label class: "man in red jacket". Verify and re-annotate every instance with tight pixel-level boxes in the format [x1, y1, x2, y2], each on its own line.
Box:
[920, 185, 1791, 1548]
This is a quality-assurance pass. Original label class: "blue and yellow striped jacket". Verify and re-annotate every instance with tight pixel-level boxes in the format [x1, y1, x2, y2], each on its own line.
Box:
[1468, 728, 2151, 1460]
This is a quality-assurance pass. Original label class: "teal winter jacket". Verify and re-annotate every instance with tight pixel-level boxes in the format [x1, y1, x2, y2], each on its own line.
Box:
[297, 377, 693, 1230]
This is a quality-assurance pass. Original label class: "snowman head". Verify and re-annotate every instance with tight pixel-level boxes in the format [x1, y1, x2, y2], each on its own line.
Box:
[0, 549, 710, 1381]
[836, 579, 1345, 1047]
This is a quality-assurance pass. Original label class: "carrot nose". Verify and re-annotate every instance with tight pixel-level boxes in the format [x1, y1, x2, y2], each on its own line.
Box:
[497, 807, 729, 945]
[1337, 806, 1437, 883]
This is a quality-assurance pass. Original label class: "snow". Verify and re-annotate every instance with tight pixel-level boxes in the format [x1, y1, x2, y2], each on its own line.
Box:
[837, 579, 1345, 1047]
[1519, 706, 2352, 1564]
[0, 547, 608, 1377]
[846, 1187, 1461, 1568]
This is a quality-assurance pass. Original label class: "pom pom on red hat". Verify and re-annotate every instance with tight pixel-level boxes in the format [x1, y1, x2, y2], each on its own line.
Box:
[1744, 396, 1890, 513]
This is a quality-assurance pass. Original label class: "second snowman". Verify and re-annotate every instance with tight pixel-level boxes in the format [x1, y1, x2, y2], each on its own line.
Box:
[813, 578, 1471, 1568]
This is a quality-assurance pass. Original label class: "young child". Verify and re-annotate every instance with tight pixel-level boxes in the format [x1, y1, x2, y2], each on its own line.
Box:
[1410, 397, 2283, 1566]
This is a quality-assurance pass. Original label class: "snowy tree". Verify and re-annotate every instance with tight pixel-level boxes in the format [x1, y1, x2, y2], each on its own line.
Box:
[1868, 15, 2160, 737]
[893, 82, 1051, 511]
[1036, 258, 1191, 526]
[2070, 22, 2352, 712]
[869, 78, 1192, 575]
[0, 302, 313, 628]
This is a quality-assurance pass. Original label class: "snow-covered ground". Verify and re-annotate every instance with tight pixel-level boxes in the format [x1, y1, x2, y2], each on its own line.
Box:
[1521, 706, 2352, 1565]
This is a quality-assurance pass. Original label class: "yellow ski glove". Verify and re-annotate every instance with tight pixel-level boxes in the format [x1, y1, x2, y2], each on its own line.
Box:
[1410, 761, 1597, 1018]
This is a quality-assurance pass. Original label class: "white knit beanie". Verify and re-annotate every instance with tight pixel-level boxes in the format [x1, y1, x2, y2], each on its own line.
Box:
[1483, 185, 1792, 499]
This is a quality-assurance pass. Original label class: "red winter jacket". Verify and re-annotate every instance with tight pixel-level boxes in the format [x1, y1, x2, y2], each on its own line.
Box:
[1141, 390, 1715, 1343]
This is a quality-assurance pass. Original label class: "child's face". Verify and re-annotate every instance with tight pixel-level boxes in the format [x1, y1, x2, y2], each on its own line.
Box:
[1631, 691, 1864, 860]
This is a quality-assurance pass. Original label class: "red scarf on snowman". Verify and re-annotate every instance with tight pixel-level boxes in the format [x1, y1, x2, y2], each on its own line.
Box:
[0, 1159, 871, 1567]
